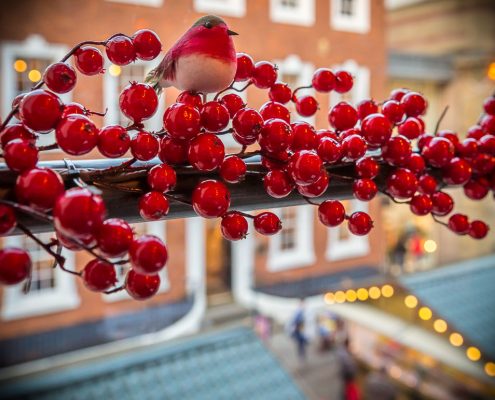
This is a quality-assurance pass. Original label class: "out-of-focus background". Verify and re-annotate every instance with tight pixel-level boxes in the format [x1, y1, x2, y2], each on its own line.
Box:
[0, 1, 494, 399]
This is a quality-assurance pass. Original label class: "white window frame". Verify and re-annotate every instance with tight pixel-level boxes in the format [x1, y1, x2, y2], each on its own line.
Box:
[1, 233, 79, 320]
[193, 0, 246, 17]
[326, 200, 370, 261]
[267, 205, 315, 271]
[104, 221, 169, 302]
[330, 0, 370, 34]
[106, 0, 163, 7]
[274, 54, 315, 125]
[330, 59, 370, 107]
[270, 0, 315, 26]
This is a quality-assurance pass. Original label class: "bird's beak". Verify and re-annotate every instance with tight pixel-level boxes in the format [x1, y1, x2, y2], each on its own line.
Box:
[227, 29, 239, 36]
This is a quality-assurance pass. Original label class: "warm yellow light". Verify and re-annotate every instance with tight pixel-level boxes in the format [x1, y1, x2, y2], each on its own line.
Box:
[14, 59, 27, 73]
[335, 291, 346, 303]
[418, 306, 432, 320]
[369, 286, 381, 300]
[433, 319, 447, 333]
[404, 295, 418, 308]
[449, 332, 463, 347]
[109, 64, 122, 77]
[466, 347, 481, 361]
[381, 285, 394, 298]
[345, 289, 357, 302]
[488, 62, 495, 81]
[28, 69, 41, 82]
[424, 239, 437, 253]
[324, 292, 335, 304]
[485, 362, 495, 377]
[356, 288, 368, 301]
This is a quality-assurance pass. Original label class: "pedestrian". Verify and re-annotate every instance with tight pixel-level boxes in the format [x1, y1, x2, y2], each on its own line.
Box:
[289, 298, 309, 362]
[336, 338, 361, 400]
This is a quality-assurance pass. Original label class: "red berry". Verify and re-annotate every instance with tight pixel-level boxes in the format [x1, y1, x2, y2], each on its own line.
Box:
[259, 118, 293, 153]
[120, 83, 158, 123]
[201, 101, 230, 132]
[405, 153, 426, 174]
[417, 133, 434, 150]
[348, 212, 373, 235]
[220, 155, 246, 183]
[148, 164, 176, 192]
[74, 46, 104, 75]
[56, 114, 98, 156]
[342, 134, 367, 161]
[220, 93, 245, 117]
[159, 136, 188, 165]
[254, 212, 281, 235]
[463, 178, 489, 200]
[401, 91, 427, 117]
[288, 150, 323, 186]
[410, 194, 433, 216]
[54, 188, 106, 240]
[386, 168, 418, 199]
[398, 117, 422, 140]
[82, 259, 117, 292]
[132, 29, 161, 61]
[221, 212, 248, 241]
[418, 174, 438, 195]
[456, 138, 478, 158]
[471, 153, 495, 175]
[130, 234, 168, 275]
[43, 62, 77, 94]
[422, 137, 455, 168]
[0, 204, 16, 235]
[291, 122, 318, 152]
[382, 100, 404, 125]
[483, 96, 495, 116]
[16, 167, 64, 211]
[468, 220, 489, 239]
[353, 178, 377, 201]
[188, 133, 225, 171]
[437, 130, 459, 147]
[98, 125, 130, 158]
[0, 124, 36, 148]
[139, 191, 169, 220]
[467, 125, 484, 140]
[318, 200, 345, 227]
[192, 180, 230, 218]
[334, 70, 353, 93]
[19, 89, 63, 133]
[252, 61, 277, 89]
[232, 108, 263, 144]
[357, 99, 379, 120]
[260, 101, 290, 123]
[62, 102, 87, 119]
[263, 170, 294, 198]
[317, 136, 343, 163]
[382, 135, 411, 166]
[312, 68, 335, 92]
[0, 248, 31, 285]
[176, 91, 203, 110]
[356, 156, 379, 179]
[479, 134, 495, 155]
[297, 170, 329, 198]
[164, 103, 201, 141]
[235, 53, 255, 82]
[448, 214, 470, 235]
[329, 102, 358, 131]
[389, 88, 409, 102]
[106, 35, 136, 66]
[96, 218, 133, 258]
[269, 82, 292, 104]
[296, 96, 318, 117]
[4, 139, 38, 172]
[125, 270, 160, 300]
[443, 157, 472, 185]
[261, 150, 290, 171]
[12, 94, 25, 119]
[431, 192, 453, 216]
[480, 114, 495, 135]
[131, 131, 159, 161]
[361, 113, 392, 148]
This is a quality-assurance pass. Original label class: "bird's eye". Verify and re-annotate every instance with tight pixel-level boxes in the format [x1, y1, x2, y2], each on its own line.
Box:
[204, 22, 212, 29]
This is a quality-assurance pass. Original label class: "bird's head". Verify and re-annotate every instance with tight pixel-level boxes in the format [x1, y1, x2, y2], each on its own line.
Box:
[190, 15, 238, 37]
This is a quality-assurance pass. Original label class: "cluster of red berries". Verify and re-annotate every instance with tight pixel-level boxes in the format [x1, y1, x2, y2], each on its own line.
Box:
[0, 30, 492, 300]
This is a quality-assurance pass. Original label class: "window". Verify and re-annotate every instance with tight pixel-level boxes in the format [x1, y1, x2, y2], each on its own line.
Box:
[331, 0, 370, 33]
[1, 35, 71, 146]
[1, 232, 79, 320]
[275, 54, 315, 124]
[104, 60, 165, 131]
[326, 200, 370, 261]
[106, 0, 163, 6]
[193, 0, 246, 18]
[330, 59, 370, 106]
[267, 205, 315, 271]
[270, 0, 315, 26]
[104, 221, 169, 302]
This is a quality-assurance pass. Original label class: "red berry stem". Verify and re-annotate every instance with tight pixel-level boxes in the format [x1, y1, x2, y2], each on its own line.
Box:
[380, 190, 410, 205]
[213, 81, 252, 101]
[215, 128, 234, 136]
[166, 193, 193, 206]
[433, 105, 449, 135]
[431, 214, 449, 228]
[104, 285, 125, 295]
[234, 211, 255, 219]
[38, 143, 59, 151]
[303, 196, 320, 206]
[92, 180, 145, 193]
[291, 85, 313, 99]
[0, 199, 53, 223]
[92, 157, 137, 178]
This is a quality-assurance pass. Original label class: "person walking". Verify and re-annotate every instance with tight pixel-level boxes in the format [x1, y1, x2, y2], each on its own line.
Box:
[289, 299, 309, 363]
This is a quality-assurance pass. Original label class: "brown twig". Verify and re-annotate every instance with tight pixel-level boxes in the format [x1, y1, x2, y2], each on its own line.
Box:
[434, 106, 449, 135]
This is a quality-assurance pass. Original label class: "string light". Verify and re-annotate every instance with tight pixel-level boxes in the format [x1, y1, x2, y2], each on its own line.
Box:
[28, 69, 41, 82]
[424, 239, 437, 253]
[356, 288, 368, 301]
[466, 347, 481, 361]
[433, 319, 447, 333]
[449, 332, 463, 347]
[345, 289, 357, 302]
[488, 62, 495, 81]
[418, 306, 432, 320]
[324, 292, 335, 305]
[369, 286, 381, 299]
[335, 290, 346, 303]
[14, 59, 27, 73]
[404, 295, 418, 308]
[485, 362, 495, 377]
[109, 64, 122, 77]
[381, 284, 394, 298]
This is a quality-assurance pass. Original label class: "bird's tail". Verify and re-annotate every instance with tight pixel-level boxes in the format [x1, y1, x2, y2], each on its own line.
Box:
[145, 66, 163, 96]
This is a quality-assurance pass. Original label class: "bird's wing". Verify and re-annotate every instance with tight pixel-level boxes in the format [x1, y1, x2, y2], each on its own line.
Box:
[145, 51, 176, 96]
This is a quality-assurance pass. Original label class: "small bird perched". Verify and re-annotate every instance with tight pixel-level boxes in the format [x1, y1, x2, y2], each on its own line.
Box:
[146, 15, 238, 95]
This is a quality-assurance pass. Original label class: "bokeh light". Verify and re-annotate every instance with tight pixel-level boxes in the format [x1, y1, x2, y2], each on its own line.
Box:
[433, 319, 447, 333]
[28, 69, 41, 82]
[345, 289, 357, 302]
[369, 286, 381, 299]
[424, 239, 437, 253]
[404, 295, 418, 308]
[418, 307, 432, 320]
[485, 362, 495, 377]
[109, 64, 122, 77]
[334, 290, 346, 303]
[357, 288, 368, 301]
[466, 347, 481, 361]
[449, 333, 464, 347]
[381, 284, 394, 298]
[14, 59, 27, 73]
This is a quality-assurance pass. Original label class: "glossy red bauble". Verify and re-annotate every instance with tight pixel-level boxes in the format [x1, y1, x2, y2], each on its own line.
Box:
[295, 96, 318, 117]
[176, 91, 203, 110]
[443, 157, 472, 185]
[164, 103, 201, 141]
[259, 118, 293, 153]
[361, 113, 392, 148]
[74, 46, 104, 75]
[269, 82, 292, 104]
[106, 35, 136, 66]
[334, 70, 353, 94]
[381, 100, 404, 125]
[312, 68, 335, 92]
[159, 136, 188, 165]
[120, 83, 158, 123]
[386, 168, 418, 199]
[221, 212, 248, 241]
[235, 53, 255, 82]
[4, 139, 38, 172]
[342, 134, 367, 161]
[448, 214, 470, 235]
[0, 124, 36, 148]
[288, 150, 323, 186]
[148, 164, 177, 192]
[317, 137, 343, 164]
[15, 167, 64, 211]
[418, 174, 438, 195]
[130, 235, 168, 275]
[98, 125, 130, 158]
[139, 191, 170, 220]
[463, 178, 489, 200]
[398, 117, 422, 140]
[348, 212, 373, 236]
[291, 122, 318, 152]
[254, 212, 282, 235]
[43, 62, 77, 94]
[0, 204, 16, 235]
[96, 218, 133, 258]
[297, 171, 329, 198]
[192, 180, 230, 218]
[353, 179, 377, 201]
[126, 270, 161, 300]
[381, 135, 411, 167]
[431, 191, 454, 216]
[260, 101, 291, 123]
[263, 170, 294, 198]
[318, 200, 346, 227]
[19, 89, 63, 133]
[201, 101, 230, 132]
[132, 29, 161, 61]
[357, 99, 379, 120]
[220, 155, 246, 183]
[220, 93, 245, 117]
[188, 133, 225, 171]
[409, 194, 433, 216]
[421, 137, 455, 168]
[131, 131, 159, 161]
[405, 153, 426, 174]
[468, 220, 489, 239]
[252, 61, 277, 89]
[356, 156, 379, 179]
[82, 259, 117, 292]
[232, 108, 263, 144]
[401, 91, 427, 117]
[328, 102, 358, 131]
[0, 248, 31, 285]
[56, 114, 98, 156]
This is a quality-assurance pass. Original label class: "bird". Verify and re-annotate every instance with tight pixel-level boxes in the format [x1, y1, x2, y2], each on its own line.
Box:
[146, 15, 238, 95]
